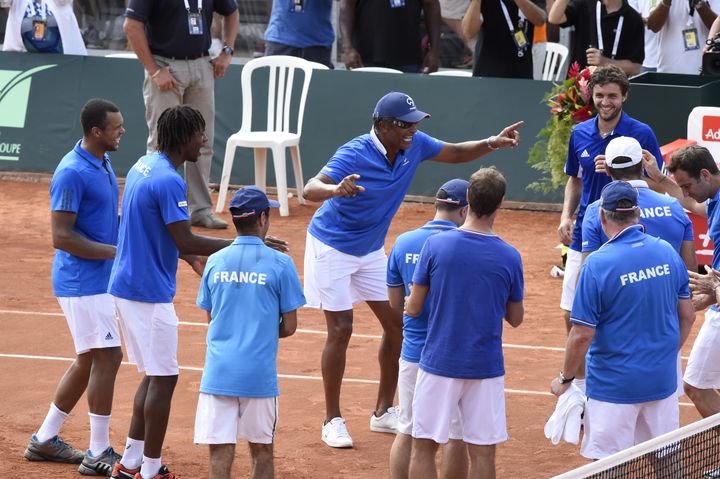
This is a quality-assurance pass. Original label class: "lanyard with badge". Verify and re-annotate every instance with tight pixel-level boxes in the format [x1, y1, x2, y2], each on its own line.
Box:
[184, 0, 203, 35]
[291, 0, 305, 12]
[683, 0, 700, 50]
[596, 1, 623, 59]
[501, 0, 528, 57]
[27, 0, 47, 41]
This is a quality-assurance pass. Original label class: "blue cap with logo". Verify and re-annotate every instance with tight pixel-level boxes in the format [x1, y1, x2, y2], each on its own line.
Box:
[600, 180, 639, 212]
[373, 92, 430, 123]
[436, 178, 469, 207]
[229, 186, 280, 218]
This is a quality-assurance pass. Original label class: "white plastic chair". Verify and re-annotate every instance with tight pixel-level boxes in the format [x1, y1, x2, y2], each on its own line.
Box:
[540, 42, 569, 81]
[105, 52, 138, 59]
[429, 70, 472, 77]
[351, 67, 403, 74]
[215, 55, 322, 216]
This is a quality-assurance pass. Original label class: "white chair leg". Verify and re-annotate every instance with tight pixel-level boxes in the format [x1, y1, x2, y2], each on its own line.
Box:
[289, 145, 306, 205]
[215, 142, 236, 213]
[271, 145, 289, 216]
[254, 148, 268, 191]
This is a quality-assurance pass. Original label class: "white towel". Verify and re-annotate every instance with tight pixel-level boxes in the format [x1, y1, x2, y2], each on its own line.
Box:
[544, 383, 586, 445]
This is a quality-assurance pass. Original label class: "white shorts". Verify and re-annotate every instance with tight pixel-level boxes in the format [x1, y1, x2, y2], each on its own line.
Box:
[303, 232, 388, 311]
[439, 0, 471, 19]
[560, 248, 582, 311]
[397, 359, 462, 439]
[684, 307, 720, 389]
[57, 294, 121, 354]
[113, 297, 179, 376]
[194, 393, 278, 445]
[581, 395, 679, 460]
[412, 370, 507, 445]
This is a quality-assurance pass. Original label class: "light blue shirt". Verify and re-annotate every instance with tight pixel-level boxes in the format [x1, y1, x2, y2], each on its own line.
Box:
[387, 220, 457, 363]
[571, 225, 690, 404]
[50, 141, 119, 297]
[197, 236, 306, 397]
[707, 189, 720, 270]
[264, 0, 334, 48]
[108, 152, 190, 303]
[308, 129, 444, 257]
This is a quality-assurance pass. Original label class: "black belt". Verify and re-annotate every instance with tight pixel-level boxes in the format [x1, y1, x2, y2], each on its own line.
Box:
[157, 52, 209, 61]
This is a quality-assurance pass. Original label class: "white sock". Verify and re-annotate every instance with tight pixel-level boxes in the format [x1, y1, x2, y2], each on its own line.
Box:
[36, 403, 69, 443]
[88, 412, 111, 456]
[140, 456, 162, 479]
[120, 437, 144, 470]
[574, 378, 586, 395]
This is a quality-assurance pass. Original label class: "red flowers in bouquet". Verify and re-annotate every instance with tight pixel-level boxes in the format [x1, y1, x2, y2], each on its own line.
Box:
[548, 62, 595, 124]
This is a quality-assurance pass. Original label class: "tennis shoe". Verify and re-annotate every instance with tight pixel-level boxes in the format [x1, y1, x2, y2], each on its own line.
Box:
[110, 462, 140, 479]
[370, 406, 398, 434]
[23, 434, 84, 463]
[79, 446, 122, 476]
[133, 465, 179, 479]
[322, 417, 353, 448]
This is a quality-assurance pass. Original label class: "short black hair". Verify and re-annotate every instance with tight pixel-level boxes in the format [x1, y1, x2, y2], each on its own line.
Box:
[435, 188, 463, 212]
[80, 98, 119, 135]
[468, 167, 505, 217]
[231, 207, 269, 234]
[156, 106, 206, 154]
[608, 162, 643, 180]
[667, 145, 719, 178]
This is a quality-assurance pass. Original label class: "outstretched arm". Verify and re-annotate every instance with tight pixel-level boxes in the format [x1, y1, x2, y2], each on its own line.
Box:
[431, 121, 524, 164]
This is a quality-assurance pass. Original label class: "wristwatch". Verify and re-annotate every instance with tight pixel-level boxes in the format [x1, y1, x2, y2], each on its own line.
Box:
[559, 371, 575, 384]
[221, 45, 234, 56]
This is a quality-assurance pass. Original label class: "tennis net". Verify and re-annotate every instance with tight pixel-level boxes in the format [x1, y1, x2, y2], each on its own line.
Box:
[552, 412, 720, 479]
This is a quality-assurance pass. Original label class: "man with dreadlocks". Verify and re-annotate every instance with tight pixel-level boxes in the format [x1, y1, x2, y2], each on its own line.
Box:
[108, 106, 237, 479]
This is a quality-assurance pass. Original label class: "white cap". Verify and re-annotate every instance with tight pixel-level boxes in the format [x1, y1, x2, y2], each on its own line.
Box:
[605, 136, 642, 169]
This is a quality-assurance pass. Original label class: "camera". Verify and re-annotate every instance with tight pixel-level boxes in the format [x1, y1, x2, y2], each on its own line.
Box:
[702, 32, 720, 75]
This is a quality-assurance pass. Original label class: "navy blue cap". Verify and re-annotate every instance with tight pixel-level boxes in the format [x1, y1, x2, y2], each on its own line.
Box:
[600, 181, 638, 212]
[373, 92, 430, 123]
[436, 178, 469, 207]
[229, 186, 280, 217]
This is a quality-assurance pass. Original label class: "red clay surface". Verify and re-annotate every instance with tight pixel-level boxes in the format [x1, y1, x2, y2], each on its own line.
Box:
[0, 178, 704, 478]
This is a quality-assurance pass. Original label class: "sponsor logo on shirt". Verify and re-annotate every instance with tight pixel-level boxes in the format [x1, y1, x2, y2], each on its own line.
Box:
[702, 115, 720, 142]
[178, 201, 187, 207]
[401, 158, 410, 166]
[581, 149, 590, 158]
[105, 332, 113, 340]
[620, 263, 670, 286]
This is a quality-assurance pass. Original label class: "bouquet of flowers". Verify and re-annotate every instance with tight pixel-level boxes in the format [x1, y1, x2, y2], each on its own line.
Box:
[527, 63, 596, 192]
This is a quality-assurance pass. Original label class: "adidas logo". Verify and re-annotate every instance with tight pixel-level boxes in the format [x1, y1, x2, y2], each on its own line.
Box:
[580, 149, 590, 158]
[105, 332, 113, 340]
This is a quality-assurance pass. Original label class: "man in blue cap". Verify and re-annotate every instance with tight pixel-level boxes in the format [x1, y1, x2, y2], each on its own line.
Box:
[194, 186, 306, 479]
[303, 91, 523, 448]
[551, 180, 695, 460]
[387, 178, 470, 478]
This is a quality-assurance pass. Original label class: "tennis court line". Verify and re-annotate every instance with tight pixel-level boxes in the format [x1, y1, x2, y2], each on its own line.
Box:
[0, 352, 698, 406]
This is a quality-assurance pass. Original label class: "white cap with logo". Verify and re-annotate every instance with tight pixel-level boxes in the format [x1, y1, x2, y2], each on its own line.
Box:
[605, 136, 643, 169]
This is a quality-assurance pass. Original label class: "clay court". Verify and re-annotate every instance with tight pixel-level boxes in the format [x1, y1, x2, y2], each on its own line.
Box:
[0, 177, 705, 478]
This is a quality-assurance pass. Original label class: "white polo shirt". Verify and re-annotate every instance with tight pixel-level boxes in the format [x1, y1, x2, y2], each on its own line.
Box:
[656, 0, 720, 73]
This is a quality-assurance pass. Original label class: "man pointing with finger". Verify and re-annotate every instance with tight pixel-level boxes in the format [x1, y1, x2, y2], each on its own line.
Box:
[303, 91, 523, 449]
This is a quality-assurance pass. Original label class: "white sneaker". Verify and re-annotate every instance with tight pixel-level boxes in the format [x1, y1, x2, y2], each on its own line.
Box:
[322, 417, 354, 448]
[370, 406, 398, 433]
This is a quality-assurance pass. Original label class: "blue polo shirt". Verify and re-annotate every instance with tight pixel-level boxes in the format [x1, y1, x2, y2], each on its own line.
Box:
[387, 220, 457, 363]
[308, 129, 444, 257]
[565, 112, 663, 252]
[197, 236, 306, 397]
[264, 0, 334, 48]
[412, 228, 524, 379]
[707, 189, 720, 270]
[571, 225, 690, 404]
[50, 141, 119, 297]
[108, 152, 190, 303]
[582, 180, 693, 254]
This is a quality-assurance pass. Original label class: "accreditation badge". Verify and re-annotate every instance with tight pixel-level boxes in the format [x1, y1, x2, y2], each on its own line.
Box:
[513, 29, 528, 57]
[291, 0, 304, 12]
[683, 28, 700, 50]
[32, 16, 47, 41]
[187, 12, 204, 35]
[389, 0, 406, 8]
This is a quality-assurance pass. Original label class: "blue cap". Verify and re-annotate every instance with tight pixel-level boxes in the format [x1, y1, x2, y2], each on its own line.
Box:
[436, 178, 469, 207]
[373, 92, 430, 123]
[229, 186, 280, 217]
[600, 181, 638, 212]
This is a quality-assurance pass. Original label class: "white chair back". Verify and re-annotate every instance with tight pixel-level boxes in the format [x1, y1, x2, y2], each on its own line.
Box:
[429, 70, 472, 77]
[351, 67, 403, 74]
[540, 42, 569, 81]
[105, 52, 138, 59]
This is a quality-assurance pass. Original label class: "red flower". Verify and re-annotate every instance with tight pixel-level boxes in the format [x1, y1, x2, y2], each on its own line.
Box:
[572, 105, 593, 123]
[567, 62, 581, 80]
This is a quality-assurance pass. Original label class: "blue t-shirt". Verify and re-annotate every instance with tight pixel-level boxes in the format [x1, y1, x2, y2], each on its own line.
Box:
[108, 153, 190, 303]
[707, 189, 720, 270]
[308, 130, 444, 257]
[571, 225, 690, 404]
[582, 180, 693, 254]
[264, 0, 335, 48]
[412, 228, 524, 379]
[387, 220, 457, 363]
[197, 236, 306, 397]
[564, 112, 663, 252]
[50, 141, 119, 297]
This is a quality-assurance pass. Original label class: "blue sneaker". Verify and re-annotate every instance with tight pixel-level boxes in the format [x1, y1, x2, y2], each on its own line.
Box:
[23, 434, 84, 463]
[79, 446, 122, 476]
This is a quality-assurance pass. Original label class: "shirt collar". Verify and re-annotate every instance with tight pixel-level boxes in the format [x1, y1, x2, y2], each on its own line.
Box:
[73, 139, 109, 169]
[369, 128, 387, 157]
[421, 219, 457, 229]
[231, 236, 265, 245]
[626, 179, 648, 189]
[606, 223, 644, 244]
[593, 111, 629, 138]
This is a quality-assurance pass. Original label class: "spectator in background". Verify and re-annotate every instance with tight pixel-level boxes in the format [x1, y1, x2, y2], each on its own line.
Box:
[462, 0, 547, 78]
[628, 0, 660, 72]
[264, 0, 335, 68]
[647, 0, 719, 74]
[3, 0, 86, 54]
[439, 0, 476, 68]
[548, 0, 645, 76]
[339, 0, 442, 73]
[123, 0, 239, 230]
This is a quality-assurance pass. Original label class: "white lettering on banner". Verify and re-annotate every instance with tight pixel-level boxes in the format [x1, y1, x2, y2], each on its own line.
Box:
[639, 206, 672, 219]
[405, 253, 420, 264]
[133, 161, 152, 177]
[705, 128, 720, 141]
[0, 143, 21, 154]
[620, 264, 671, 286]
[213, 271, 268, 285]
